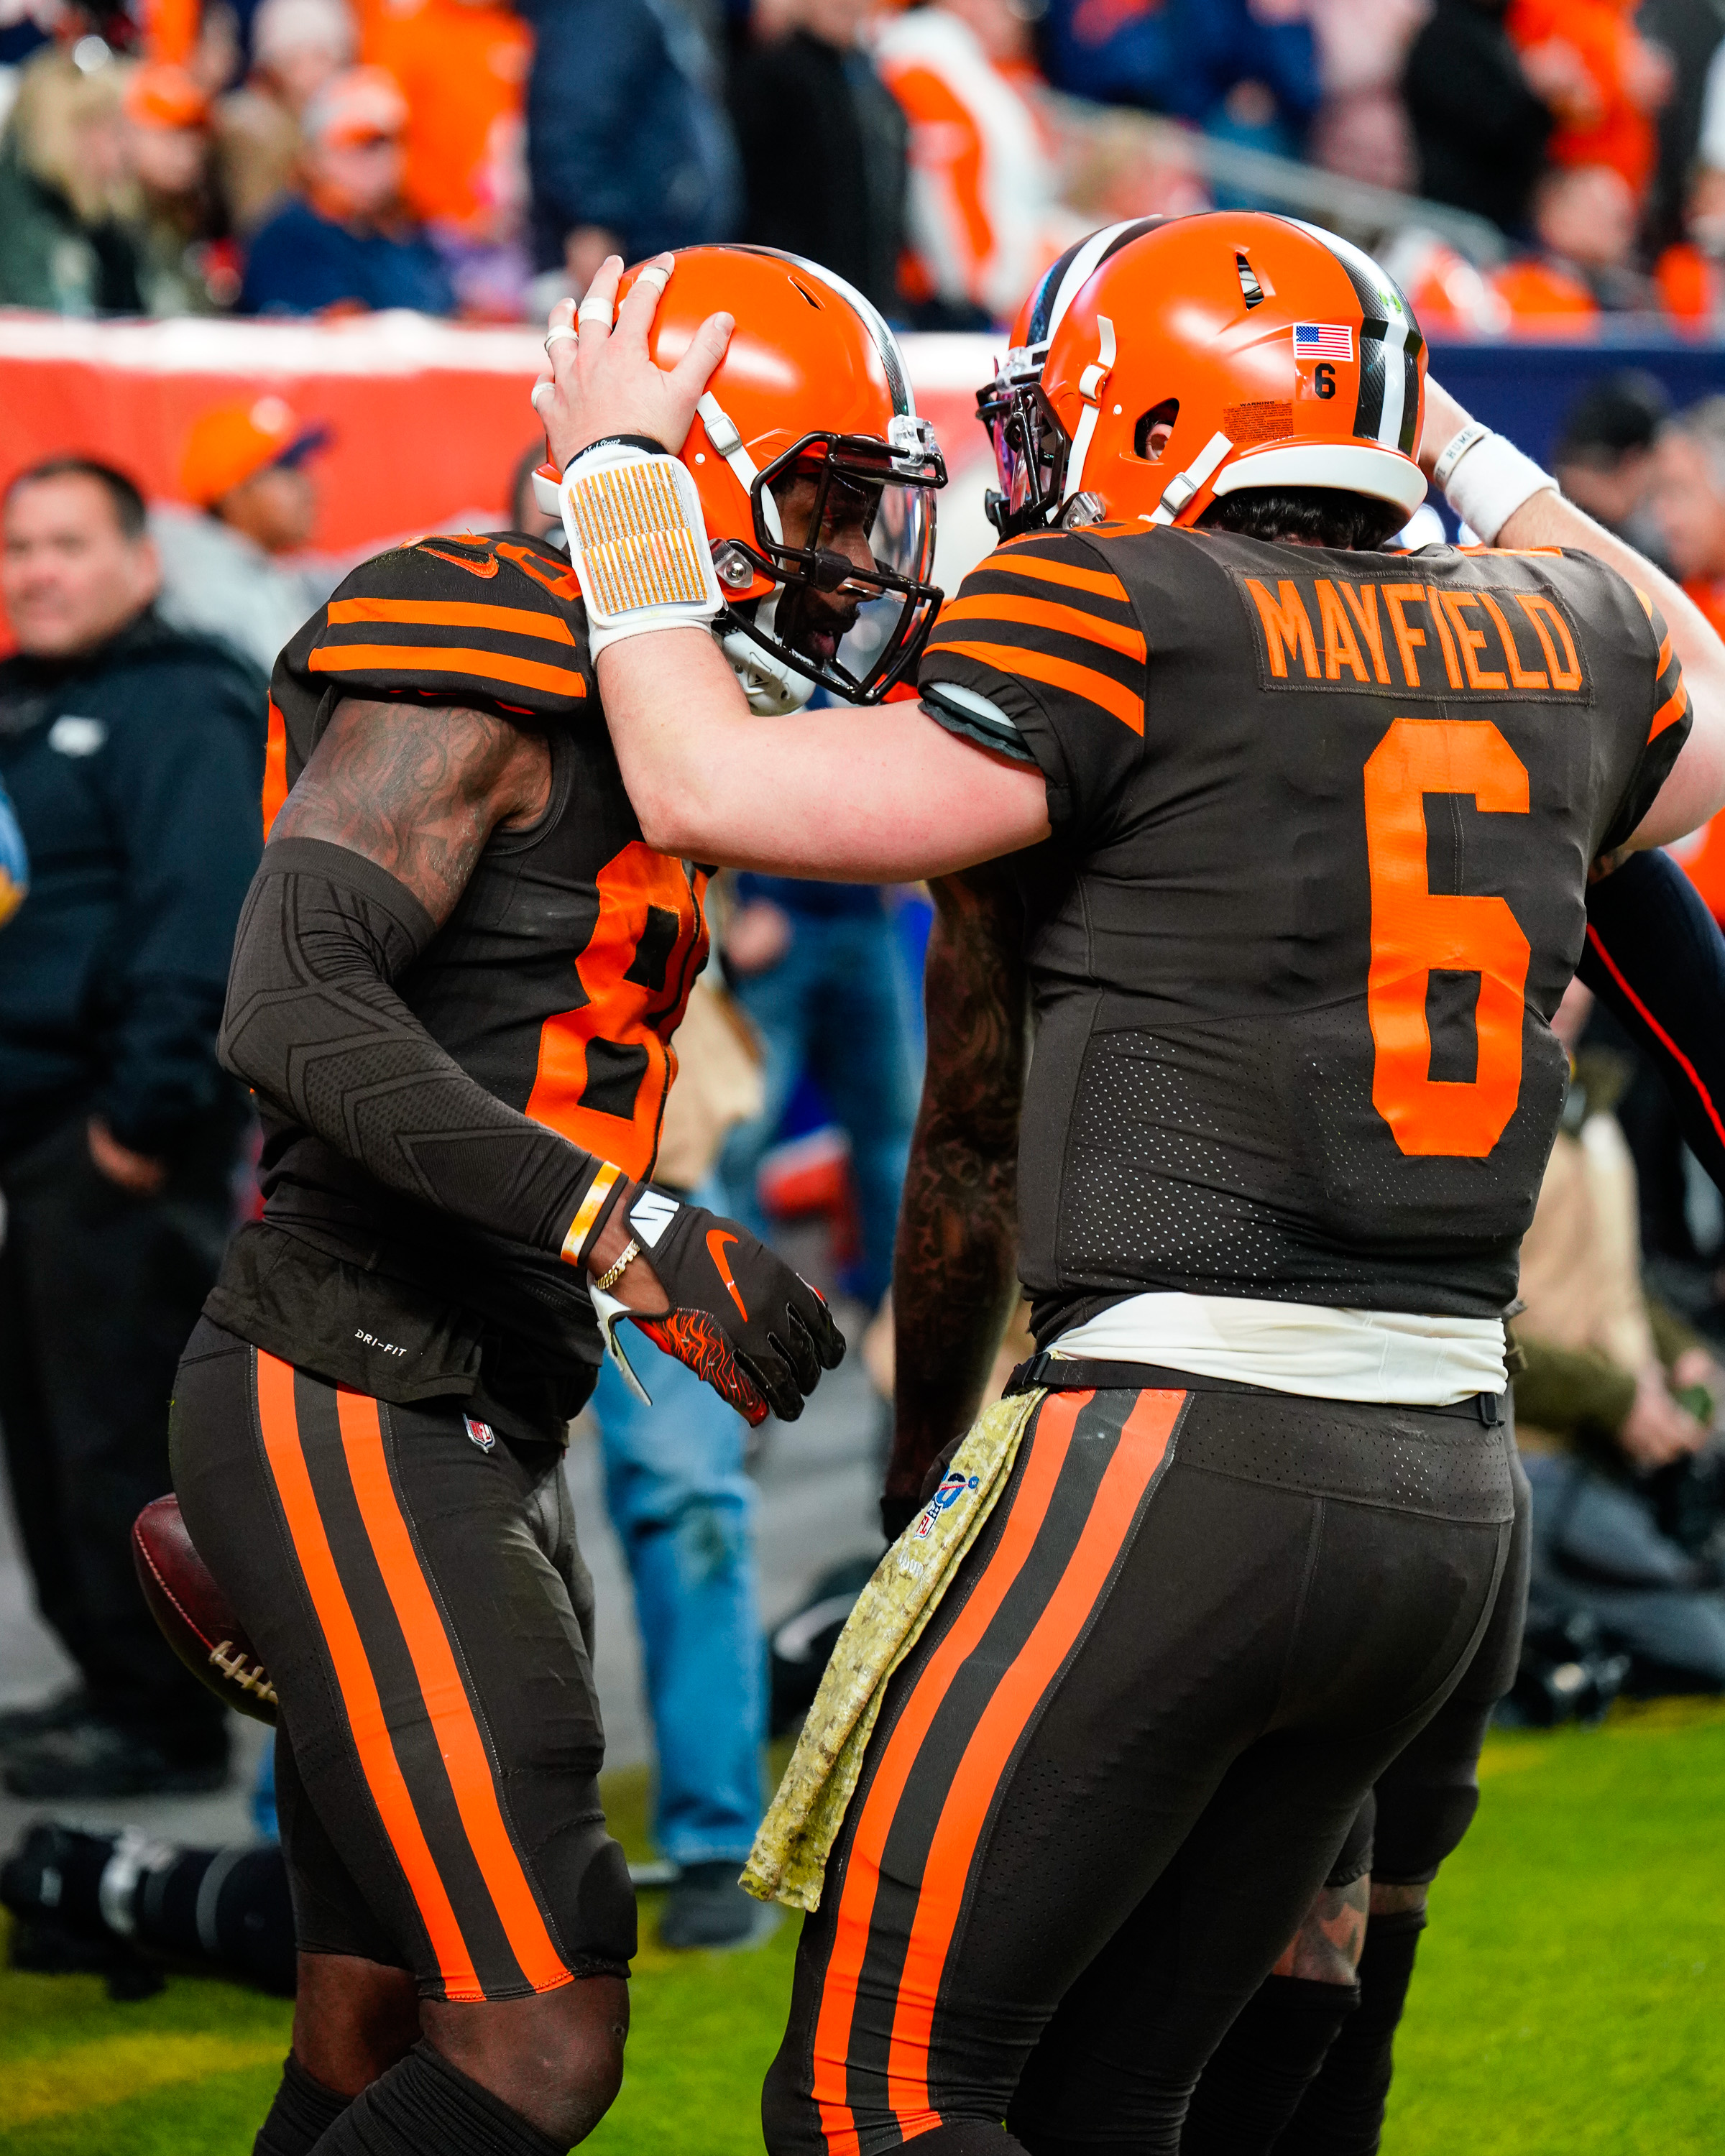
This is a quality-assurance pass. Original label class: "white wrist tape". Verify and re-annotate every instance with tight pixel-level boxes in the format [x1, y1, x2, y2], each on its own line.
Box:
[1439, 428, 1558, 546]
[557, 441, 722, 658]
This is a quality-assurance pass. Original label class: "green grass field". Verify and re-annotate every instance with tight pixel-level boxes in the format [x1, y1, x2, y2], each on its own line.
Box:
[4, 1703, 1724, 2153]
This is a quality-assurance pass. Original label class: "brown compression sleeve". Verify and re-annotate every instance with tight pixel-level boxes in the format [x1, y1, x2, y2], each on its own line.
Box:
[219, 836, 620, 1259]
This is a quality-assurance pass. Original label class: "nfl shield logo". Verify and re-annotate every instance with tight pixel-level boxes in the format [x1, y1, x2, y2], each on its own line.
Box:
[913, 1469, 981, 1539]
[464, 1416, 496, 1452]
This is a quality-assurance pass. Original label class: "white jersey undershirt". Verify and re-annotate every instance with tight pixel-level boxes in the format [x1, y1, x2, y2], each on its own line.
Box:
[1052, 1293, 1506, 1407]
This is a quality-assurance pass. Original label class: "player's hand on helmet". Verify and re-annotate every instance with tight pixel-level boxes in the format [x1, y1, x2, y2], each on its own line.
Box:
[594, 1184, 845, 1424]
[533, 253, 733, 474]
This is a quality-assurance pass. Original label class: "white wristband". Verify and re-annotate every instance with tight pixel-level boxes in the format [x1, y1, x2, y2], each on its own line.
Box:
[1439, 428, 1558, 546]
[557, 440, 722, 659]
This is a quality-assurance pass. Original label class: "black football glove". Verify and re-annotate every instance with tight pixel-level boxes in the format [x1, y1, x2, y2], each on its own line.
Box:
[616, 1187, 845, 1424]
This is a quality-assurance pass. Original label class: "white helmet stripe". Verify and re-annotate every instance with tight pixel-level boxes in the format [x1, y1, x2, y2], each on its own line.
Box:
[1044, 221, 1148, 346]
[1284, 218, 1420, 452]
[726, 244, 918, 416]
[1375, 310, 1410, 450]
[783, 254, 918, 418]
[1286, 218, 1403, 305]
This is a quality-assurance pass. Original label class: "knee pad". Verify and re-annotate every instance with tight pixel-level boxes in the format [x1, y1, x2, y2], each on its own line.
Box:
[760, 2051, 830, 2156]
[1371, 1782, 1478, 1886]
[1371, 1698, 1492, 1884]
[1326, 1790, 1375, 1890]
[538, 1823, 637, 1976]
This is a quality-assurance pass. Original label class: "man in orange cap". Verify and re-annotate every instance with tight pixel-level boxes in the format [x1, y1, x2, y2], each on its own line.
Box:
[239, 65, 455, 316]
[153, 393, 340, 674]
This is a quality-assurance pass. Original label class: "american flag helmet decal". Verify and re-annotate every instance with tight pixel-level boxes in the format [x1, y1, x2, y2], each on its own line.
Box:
[1292, 322, 1354, 360]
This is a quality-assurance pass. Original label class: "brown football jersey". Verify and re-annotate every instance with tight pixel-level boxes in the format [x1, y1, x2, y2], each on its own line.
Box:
[919, 523, 1689, 1337]
[229, 530, 707, 1413]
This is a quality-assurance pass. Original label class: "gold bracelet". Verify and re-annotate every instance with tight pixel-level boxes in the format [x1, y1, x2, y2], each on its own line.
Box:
[592, 1238, 640, 1294]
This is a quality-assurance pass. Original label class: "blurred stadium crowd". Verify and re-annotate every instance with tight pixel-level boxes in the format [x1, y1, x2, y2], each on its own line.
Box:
[1, 0, 1725, 333]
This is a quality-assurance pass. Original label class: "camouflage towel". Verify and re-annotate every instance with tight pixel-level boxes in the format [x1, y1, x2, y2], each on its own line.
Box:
[742, 1389, 1041, 1912]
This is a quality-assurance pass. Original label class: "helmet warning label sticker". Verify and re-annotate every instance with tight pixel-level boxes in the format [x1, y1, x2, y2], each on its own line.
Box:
[1221, 400, 1295, 446]
[1229, 566, 1593, 704]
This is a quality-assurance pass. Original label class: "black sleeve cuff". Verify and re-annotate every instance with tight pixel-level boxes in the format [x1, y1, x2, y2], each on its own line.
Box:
[260, 836, 438, 955]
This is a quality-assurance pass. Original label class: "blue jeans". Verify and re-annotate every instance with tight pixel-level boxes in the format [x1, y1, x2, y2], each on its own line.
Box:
[592, 1281, 765, 1867]
[719, 906, 921, 1309]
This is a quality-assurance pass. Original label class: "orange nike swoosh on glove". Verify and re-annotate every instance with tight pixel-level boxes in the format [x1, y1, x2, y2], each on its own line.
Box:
[707, 1229, 749, 1320]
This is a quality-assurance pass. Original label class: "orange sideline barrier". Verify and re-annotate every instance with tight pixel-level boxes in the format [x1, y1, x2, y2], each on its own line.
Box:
[0, 312, 996, 555]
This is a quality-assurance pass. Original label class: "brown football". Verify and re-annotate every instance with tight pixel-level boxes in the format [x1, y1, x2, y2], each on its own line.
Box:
[132, 1495, 278, 1725]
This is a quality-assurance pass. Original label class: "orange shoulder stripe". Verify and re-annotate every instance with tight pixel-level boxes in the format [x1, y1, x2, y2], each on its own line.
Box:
[335, 1391, 571, 1994]
[309, 644, 586, 697]
[254, 1356, 479, 1997]
[935, 591, 1147, 662]
[328, 596, 578, 648]
[979, 553, 1132, 604]
[931, 639, 1144, 734]
[1650, 681, 1690, 742]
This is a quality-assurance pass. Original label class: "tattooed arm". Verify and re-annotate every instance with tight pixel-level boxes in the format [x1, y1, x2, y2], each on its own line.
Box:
[270, 694, 553, 923]
[221, 696, 656, 1291]
[883, 863, 1029, 1537]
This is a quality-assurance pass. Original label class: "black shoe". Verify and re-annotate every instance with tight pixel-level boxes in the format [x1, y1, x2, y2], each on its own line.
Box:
[657, 1861, 779, 1951]
[3, 1718, 229, 1799]
[0, 1687, 92, 1753]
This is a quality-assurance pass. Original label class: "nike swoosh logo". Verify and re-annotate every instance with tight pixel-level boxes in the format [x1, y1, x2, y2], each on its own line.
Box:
[418, 542, 500, 579]
[707, 1229, 748, 1322]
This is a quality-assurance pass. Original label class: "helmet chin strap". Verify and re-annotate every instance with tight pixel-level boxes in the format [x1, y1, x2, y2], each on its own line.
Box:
[1146, 430, 1235, 526]
[720, 589, 818, 715]
[699, 389, 816, 708]
[1062, 313, 1116, 502]
[697, 391, 784, 545]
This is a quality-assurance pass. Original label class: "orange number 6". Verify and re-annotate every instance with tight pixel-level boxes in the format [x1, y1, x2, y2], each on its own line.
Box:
[1364, 717, 1531, 1158]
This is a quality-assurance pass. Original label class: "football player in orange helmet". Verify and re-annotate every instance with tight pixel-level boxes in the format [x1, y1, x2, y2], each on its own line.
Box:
[158, 244, 977, 2156]
[974, 211, 1427, 548]
[540, 224, 1725, 2156]
[531, 242, 946, 719]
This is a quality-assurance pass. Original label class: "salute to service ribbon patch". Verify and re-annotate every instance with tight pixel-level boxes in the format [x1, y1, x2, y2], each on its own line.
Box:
[744, 1391, 1040, 1911]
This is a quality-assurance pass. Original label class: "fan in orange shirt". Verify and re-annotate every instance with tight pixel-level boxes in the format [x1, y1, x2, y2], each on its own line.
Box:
[358, 0, 531, 250]
[1487, 162, 1649, 332]
[1652, 396, 1725, 918]
[1655, 165, 1725, 333]
[1508, 0, 1672, 204]
[873, 0, 1080, 324]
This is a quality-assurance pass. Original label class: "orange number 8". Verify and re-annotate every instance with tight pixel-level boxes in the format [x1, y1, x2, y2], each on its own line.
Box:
[1364, 717, 1531, 1158]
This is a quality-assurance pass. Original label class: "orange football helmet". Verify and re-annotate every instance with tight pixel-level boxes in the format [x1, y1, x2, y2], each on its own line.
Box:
[544, 244, 946, 706]
[977, 213, 1428, 539]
